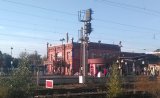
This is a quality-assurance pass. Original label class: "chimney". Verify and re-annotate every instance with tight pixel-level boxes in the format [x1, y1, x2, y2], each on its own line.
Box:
[66, 32, 69, 43]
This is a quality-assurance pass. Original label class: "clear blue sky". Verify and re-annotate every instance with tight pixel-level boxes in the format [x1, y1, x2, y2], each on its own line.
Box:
[0, 0, 160, 57]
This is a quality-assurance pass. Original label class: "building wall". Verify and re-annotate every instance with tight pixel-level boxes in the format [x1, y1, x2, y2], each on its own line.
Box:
[45, 42, 120, 75]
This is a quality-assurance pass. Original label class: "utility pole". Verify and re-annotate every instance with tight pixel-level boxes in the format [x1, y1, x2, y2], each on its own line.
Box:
[78, 9, 93, 83]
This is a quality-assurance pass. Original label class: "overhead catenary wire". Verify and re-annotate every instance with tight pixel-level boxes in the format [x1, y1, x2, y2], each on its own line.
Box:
[0, 0, 159, 53]
[0, 33, 60, 42]
[0, 11, 159, 38]
[95, 19, 160, 33]
[0, 0, 76, 16]
[103, 0, 160, 15]
[3, 0, 160, 17]
[1, 6, 160, 36]
[95, 0, 160, 17]
[0, 22, 77, 36]
[1, 1, 160, 35]
[0, 19, 159, 47]
[1, 0, 160, 30]
[0, 8, 77, 24]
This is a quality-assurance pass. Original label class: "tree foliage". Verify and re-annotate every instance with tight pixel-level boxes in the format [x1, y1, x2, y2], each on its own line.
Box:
[154, 49, 160, 52]
[28, 51, 42, 65]
[147, 54, 160, 64]
[8, 65, 34, 98]
[0, 51, 19, 74]
[0, 52, 36, 98]
[107, 63, 122, 98]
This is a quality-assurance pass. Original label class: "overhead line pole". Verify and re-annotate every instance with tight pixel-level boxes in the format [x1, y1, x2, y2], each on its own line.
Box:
[78, 9, 93, 83]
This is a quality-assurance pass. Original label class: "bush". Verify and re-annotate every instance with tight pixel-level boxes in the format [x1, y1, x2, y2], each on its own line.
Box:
[0, 56, 36, 98]
[107, 63, 122, 98]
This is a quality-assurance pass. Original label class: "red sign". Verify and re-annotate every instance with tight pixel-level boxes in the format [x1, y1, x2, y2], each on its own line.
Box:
[46, 80, 53, 89]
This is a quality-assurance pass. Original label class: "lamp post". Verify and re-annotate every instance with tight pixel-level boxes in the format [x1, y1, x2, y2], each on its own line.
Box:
[132, 60, 135, 75]
[11, 47, 13, 70]
[125, 62, 128, 75]
[60, 38, 65, 75]
[116, 59, 123, 76]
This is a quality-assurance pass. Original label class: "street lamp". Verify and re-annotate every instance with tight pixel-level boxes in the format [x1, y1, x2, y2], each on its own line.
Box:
[132, 60, 135, 75]
[142, 61, 145, 65]
[11, 47, 13, 70]
[60, 38, 65, 75]
[116, 59, 123, 76]
[11, 47, 13, 57]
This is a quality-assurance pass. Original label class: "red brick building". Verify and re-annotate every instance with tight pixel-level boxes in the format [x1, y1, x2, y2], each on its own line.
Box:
[44, 42, 120, 76]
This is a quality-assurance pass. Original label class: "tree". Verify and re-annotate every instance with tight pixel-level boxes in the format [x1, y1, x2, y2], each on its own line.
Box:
[0, 51, 3, 73]
[154, 49, 160, 52]
[2, 53, 12, 74]
[147, 54, 160, 64]
[0, 76, 10, 98]
[8, 66, 34, 98]
[28, 51, 42, 66]
[0, 53, 36, 98]
[12, 58, 19, 68]
[107, 63, 122, 98]
[41, 55, 47, 64]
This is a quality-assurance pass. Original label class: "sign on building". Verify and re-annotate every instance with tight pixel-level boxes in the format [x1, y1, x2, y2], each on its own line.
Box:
[45, 80, 53, 89]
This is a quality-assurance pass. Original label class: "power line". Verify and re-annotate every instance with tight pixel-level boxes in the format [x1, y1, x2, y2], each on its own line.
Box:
[0, 0, 159, 43]
[1, 9, 159, 36]
[95, 18, 160, 33]
[3, 0, 160, 21]
[105, 0, 160, 15]
[4, 0, 160, 17]
[0, 24, 77, 39]
[1, 25, 153, 45]
[0, 23, 76, 35]
[0, 14, 159, 43]
[96, 0, 160, 17]
[0, 8, 77, 24]
[1, 1, 159, 34]
[0, 33, 60, 42]
[1, 0, 76, 16]
[0, 18, 77, 36]
[93, 24, 160, 38]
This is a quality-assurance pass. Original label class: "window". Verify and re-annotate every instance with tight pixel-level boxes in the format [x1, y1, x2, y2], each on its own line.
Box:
[67, 51, 71, 60]
[50, 54, 53, 61]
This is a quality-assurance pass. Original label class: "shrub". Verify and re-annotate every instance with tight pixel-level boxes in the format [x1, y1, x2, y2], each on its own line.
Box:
[107, 63, 122, 98]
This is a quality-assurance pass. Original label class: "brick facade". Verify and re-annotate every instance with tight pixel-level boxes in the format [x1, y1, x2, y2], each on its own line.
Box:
[45, 42, 120, 75]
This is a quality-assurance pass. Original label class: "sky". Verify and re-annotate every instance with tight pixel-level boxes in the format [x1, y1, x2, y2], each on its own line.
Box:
[0, 0, 160, 57]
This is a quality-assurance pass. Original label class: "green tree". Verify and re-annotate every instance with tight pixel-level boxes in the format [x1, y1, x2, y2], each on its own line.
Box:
[0, 51, 36, 98]
[0, 51, 3, 73]
[0, 77, 10, 98]
[147, 54, 160, 64]
[2, 53, 12, 74]
[8, 65, 34, 98]
[28, 51, 42, 65]
[107, 63, 122, 98]
[154, 49, 160, 52]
